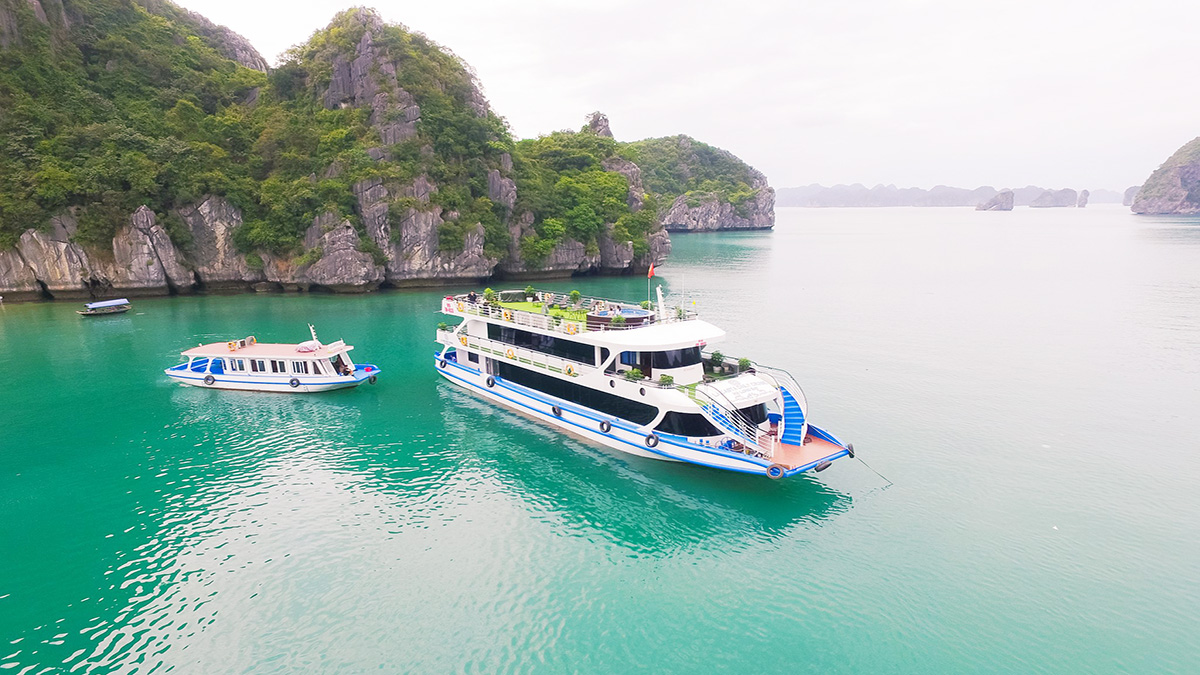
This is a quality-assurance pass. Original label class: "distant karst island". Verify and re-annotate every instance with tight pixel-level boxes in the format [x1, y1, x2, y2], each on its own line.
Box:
[777, 184, 1124, 210]
[0, 2, 772, 302]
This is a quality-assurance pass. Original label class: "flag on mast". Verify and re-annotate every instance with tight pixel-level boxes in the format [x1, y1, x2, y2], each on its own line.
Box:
[647, 262, 655, 279]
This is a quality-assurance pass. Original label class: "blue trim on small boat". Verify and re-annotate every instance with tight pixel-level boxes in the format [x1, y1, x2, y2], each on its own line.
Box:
[166, 363, 380, 387]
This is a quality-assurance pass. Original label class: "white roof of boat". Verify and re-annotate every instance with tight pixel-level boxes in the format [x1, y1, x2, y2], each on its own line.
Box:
[86, 298, 130, 309]
[182, 341, 353, 359]
[579, 319, 726, 350]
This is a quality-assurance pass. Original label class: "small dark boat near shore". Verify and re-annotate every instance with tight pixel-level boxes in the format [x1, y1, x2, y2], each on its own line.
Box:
[77, 298, 131, 316]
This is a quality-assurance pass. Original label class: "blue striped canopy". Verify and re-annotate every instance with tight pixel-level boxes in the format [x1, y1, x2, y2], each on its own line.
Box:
[85, 298, 130, 309]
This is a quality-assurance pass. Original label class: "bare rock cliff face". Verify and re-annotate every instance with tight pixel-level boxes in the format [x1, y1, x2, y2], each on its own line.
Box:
[106, 206, 195, 293]
[976, 190, 1014, 211]
[601, 157, 645, 212]
[1077, 190, 1089, 208]
[662, 183, 775, 232]
[1, 0, 69, 49]
[181, 10, 269, 71]
[323, 13, 420, 145]
[16, 216, 94, 299]
[498, 211, 600, 278]
[357, 176, 496, 284]
[587, 112, 613, 138]
[300, 214, 384, 292]
[2, 208, 199, 299]
[0, 246, 40, 301]
[177, 196, 263, 289]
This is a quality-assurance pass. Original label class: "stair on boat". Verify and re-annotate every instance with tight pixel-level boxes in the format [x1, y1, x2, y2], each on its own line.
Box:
[779, 385, 806, 445]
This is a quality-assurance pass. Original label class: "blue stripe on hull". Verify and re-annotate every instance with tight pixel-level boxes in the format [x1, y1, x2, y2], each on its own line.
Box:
[434, 354, 848, 477]
[164, 363, 379, 392]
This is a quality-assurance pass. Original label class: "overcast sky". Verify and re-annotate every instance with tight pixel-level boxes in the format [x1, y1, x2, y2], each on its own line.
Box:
[180, 0, 1197, 191]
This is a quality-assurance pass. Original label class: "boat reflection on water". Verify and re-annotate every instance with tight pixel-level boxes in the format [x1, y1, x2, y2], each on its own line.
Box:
[165, 379, 456, 510]
[437, 386, 851, 556]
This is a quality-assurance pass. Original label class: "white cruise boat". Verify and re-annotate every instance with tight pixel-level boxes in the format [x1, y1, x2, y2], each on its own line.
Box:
[435, 288, 853, 479]
[166, 326, 380, 393]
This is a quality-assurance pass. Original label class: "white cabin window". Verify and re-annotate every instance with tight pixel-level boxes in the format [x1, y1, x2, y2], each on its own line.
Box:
[250, 359, 266, 373]
[292, 361, 309, 375]
[311, 361, 324, 375]
[271, 360, 286, 373]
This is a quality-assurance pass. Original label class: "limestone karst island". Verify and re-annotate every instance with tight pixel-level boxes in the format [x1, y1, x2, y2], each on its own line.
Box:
[0, 2, 773, 301]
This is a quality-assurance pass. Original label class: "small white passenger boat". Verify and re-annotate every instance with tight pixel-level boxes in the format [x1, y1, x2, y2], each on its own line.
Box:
[166, 326, 380, 393]
[435, 288, 855, 479]
[78, 298, 131, 316]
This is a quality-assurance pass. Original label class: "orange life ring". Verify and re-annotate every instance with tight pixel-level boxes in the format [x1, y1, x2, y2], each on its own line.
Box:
[227, 341, 236, 351]
[503, 310, 513, 322]
[505, 348, 516, 359]
[565, 365, 576, 377]
[459, 335, 468, 346]
[566, 323, 578, 335]
[456, 301, 464, 312]
[247, 336, 256, 345]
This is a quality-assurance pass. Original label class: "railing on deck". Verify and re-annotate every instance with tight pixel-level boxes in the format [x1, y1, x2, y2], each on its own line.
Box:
[684, 381, 774, 458]
[441, 329, 594, 378]
[441, 290, 699, 338]
[754, 364, 808, 413]
[754, 364, 808, 444]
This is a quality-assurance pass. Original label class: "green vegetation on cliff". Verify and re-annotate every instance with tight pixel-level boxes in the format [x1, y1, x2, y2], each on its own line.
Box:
[512, 130, 630, 262]
[0, 1, 512, 258]
[0, 0, 264, 247]
[619, 135, 760, 207]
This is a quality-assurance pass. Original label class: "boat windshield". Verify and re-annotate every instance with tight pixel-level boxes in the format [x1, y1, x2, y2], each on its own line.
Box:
[651, 347, 702, 369]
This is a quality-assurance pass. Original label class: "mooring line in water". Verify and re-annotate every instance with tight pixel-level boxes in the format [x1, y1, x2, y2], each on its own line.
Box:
[856, 456, 893, 488]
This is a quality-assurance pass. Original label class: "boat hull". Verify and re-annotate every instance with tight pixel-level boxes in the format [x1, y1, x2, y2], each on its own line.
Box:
[77, 307, 130, 316]
[435, 354, 849, 478]
[164, 364, 379, 393]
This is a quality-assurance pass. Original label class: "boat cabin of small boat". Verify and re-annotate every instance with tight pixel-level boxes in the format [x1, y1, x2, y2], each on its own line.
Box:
[166, 327, 380, 393]
[78, 298, 131, 316]
[434, 288, 854, 479]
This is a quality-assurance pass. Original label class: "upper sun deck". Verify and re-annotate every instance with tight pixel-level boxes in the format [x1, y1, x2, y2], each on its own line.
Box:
[441, 289, 724, 349]
[182, 338, 354, 360]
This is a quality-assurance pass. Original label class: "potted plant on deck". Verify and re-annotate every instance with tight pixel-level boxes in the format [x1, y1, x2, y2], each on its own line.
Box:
[524, 285, 536, 302]
[709, 350, 725, 374]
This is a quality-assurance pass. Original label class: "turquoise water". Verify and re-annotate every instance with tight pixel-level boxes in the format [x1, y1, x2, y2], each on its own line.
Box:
[2, 205, 1198, 672]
